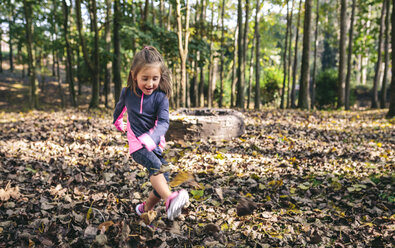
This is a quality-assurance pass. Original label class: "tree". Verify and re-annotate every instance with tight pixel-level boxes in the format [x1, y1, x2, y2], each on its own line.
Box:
[113, 0, 121, 105]
[291, 0, 302, 108]
[298, 0, 312, 109]
[219, 0, 226, 108]
[176, 0, 191, 108]
[381, 0, 390, 108]
[254, 0, 261, 110]
[337, 0, 347, 109]
[104, 0, 112, 107]
[75, 0, 100, 108]
[310, 0, 320, 109]
[345, 0, 356, 110]
[281, 0, 290, 109]
[387, 0, 395, 118]
[23, 0, 39, 109]
[237, 0, 245, 108]
[62, 0, 76, 107]
[287, 0, 295, 108]
[372, 0, 386, 108]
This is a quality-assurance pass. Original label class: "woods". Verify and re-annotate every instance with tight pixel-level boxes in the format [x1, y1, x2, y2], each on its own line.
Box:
[0, 0, 393, 116]
[0, 0, 395, 247]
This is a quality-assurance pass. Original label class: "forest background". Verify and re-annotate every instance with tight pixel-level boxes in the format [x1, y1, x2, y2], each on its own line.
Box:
[0, 0, 394, 116]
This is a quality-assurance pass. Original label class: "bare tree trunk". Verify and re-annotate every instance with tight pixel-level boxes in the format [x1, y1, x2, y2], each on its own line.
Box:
[386, 0, 395, 118]
[345, 0, 356, 110]
[0, 30, 3, 73]
[57, 55, 64, 108]
[281, 0, 290, 109]
[236, 0, 245, 108]
[219, 0, 225, 108]
[337, 0, 347, 109]
[62, 0, 76, 107]
[23, 0, 39, 109]
[104, 0, 112, 107]
[291, 0, 302, 108]
[287, 0, 295, 108]
[372, 0, 386, 108]
[208, 2, 214, 108]
[381, 0, 390, 108]
[247, 35, 255, 109]
[8, 0, 14, 72]
[160, 0, 164, 28]
[298, 0, 312, 109]
[113, 0, 122, 104]
[254, 0, 261, 110]
[232, 26, 238, 108]
[311, 0, 319, 109]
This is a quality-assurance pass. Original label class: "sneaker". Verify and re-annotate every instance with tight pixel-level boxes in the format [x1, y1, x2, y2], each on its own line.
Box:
[135, 202, 146, 216]
[165, 190, 189, 220]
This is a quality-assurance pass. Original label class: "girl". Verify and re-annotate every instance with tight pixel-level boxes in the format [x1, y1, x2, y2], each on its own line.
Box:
[113, 46, 189, 220]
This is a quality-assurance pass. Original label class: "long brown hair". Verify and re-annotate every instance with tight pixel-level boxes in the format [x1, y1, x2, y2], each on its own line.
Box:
[126, 46, 172, 97]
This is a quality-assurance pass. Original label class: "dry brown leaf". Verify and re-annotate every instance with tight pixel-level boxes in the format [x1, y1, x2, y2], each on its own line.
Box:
[236, 197, 258, 217]
[98, 221, 114, 234]
[169, 171, 194, 187]
[141, 210, 157, 225]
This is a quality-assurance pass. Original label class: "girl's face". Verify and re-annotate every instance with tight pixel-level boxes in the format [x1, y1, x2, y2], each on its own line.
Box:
[136, 63, 161, 95]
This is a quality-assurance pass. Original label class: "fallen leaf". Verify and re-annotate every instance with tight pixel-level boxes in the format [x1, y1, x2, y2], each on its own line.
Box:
[237, 197, 258, 217]
[141, 210, 157, 225]
[169, 171, 194, 187]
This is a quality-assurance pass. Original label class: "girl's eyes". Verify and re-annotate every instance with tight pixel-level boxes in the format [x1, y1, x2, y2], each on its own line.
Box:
[142, 77, 159, 81]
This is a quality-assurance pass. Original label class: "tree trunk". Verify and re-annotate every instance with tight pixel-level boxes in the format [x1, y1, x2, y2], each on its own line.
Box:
[104, 0, 112, 108]
[381, 0, 390, 108]
[159, 0, 164, 28]
[208, 2, 214, 108]
[337, 0, 347, 109]
[386, 0, 395, 118]
[311, 0, 319, 109]
[219, 0, 225, 108]
[144, 0, 149, 23]
[247, 35, 255, 109]
[291, 0, 302, 108]
[113, 0, 122, 105]
[23, 0, 39, 109]
[0, 30, 3, 73]
[236, 0, 244, 108]
[287, 0, 295, 108]
[62, 0, 76, 107]
[298, 0, 312, 109]
[57, 55, 65, 108]
[281, 0, 290, 109]
[345, 0, 356, 110]
[242, 0, 249, 108]
[254, 0, 261, 110]
[8, 0, 14, 72]
[232, 26, 238, 108]
[176, 0, 190, 108]
[76, 0, 100, 108]
[372, 0, 386, 108]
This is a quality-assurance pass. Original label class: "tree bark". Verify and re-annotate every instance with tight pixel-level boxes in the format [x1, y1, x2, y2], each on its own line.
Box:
[287, 0, 295, 108]
[62, 0, 76, 107]
[381, 0, 390, 108]
[247, 35, 255, 109]
[337, 0, 347, 109]
[387, 0, 395, 118]
[104, 0, 112, 107]
[8, 0, 14, 72]
[311, 0, 319, 109]
[281, 0, 290, 109]
[232, 26, 238, 108]
[298, 0, 312, 109]
[219, 0, 225, 108]
[23, 0, 39, 109]
[345, 0, 356, 110]
[176, 0, 190, 108]
[291, 0, 302, 108]
[237, 0, 245, 108]
[372, 0, 386, 108]
[0, 30, 3, 73]
[254, 0, 261, 110]
[113, 0, 122, 105]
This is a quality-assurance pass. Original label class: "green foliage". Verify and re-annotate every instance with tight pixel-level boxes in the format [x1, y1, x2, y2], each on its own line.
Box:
[260, 66, 282, 105]
[315, 69, 338, 109]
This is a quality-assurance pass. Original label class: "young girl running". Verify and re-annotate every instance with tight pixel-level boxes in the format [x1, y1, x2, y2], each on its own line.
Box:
[113, 46, 189, 220]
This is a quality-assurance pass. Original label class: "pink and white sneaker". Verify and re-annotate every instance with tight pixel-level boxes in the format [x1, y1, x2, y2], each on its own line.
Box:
[135, 202, 146, 216]
[165, 190, 189, 220]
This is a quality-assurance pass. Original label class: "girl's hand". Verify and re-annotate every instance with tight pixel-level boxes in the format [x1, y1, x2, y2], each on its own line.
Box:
[115, 121, 127, 133]
[138, 133, 156, 151]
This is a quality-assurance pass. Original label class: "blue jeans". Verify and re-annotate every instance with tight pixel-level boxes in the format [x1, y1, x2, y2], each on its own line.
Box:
[132, 148, 169, 198]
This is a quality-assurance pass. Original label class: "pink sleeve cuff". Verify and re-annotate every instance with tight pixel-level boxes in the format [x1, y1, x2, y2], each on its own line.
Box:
[138, 133, 156, 151]
[114, 121, 126, 132]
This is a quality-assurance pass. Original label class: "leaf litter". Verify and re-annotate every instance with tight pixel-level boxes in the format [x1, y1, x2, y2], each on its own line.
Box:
[0, 109, 394, 247]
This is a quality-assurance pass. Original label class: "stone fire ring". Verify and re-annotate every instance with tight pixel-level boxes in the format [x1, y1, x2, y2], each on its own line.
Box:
[166, 108, 245, 142]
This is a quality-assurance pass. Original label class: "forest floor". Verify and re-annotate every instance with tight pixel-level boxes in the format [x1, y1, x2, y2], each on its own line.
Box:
[0, 69, 394, 247]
